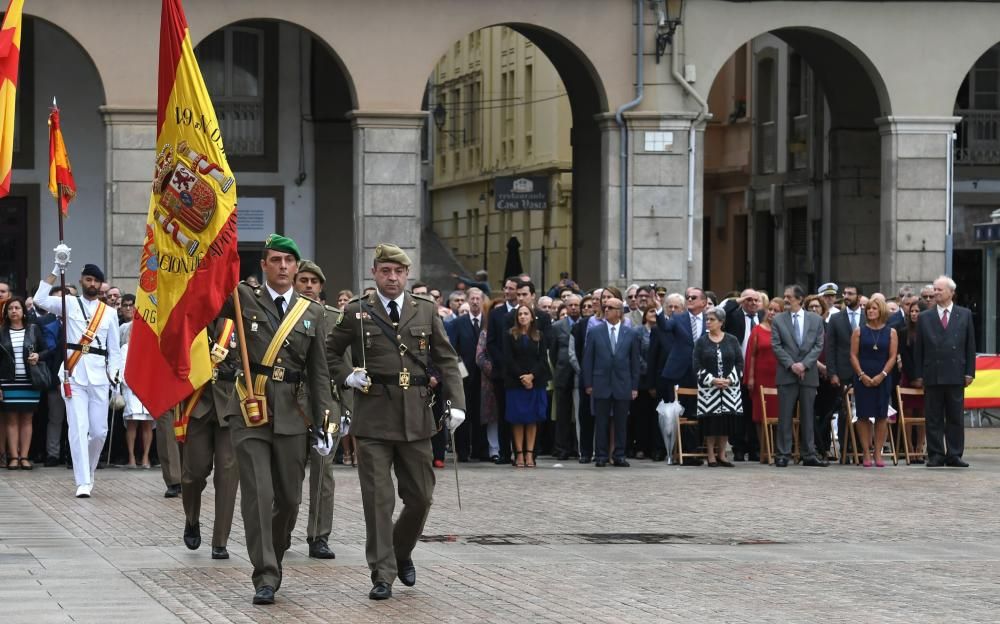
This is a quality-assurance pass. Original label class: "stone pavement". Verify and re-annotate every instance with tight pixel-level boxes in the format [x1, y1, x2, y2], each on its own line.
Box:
[4, 428, 1000, 623]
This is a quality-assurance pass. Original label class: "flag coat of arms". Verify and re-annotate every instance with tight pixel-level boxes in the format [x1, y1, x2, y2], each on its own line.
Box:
[0, 0, 23, 198]
[125, 0, 239, 416]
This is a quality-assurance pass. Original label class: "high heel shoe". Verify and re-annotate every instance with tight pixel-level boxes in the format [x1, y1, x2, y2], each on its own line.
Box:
[525, 451, 536, 468]
[513, 451, 526, 468]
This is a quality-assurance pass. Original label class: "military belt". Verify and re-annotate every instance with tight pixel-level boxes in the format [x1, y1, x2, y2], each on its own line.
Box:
[67, 343, 108, 357]
[212, 369, 239, 382]
[250, 362, 303, 384]
[369, 372, 430, 388]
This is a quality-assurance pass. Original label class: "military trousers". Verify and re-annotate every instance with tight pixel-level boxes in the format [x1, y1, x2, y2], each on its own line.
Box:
[355, 436, 435, 585]
[181, 415, 239, 547]
[306, 444, 336, 542]
[156, 410, 182, 487]
[232, 429, 308, 590]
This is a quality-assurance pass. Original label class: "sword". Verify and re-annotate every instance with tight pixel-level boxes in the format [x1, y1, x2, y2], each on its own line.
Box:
[446, 400, 462, 511]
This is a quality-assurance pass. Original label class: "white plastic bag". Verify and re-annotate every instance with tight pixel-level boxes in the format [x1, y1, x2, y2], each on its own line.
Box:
[657, 399, 684, 465]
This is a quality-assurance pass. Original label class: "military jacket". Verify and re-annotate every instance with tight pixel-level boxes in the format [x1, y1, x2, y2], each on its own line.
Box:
[324, 304, 353, 421]
[188, 317, 241, 427]
[222, 282, 334, 438]
[326, 291, 464, 441]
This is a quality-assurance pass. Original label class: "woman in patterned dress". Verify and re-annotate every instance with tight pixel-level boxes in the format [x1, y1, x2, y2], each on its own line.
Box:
[693, 306, 744, 467]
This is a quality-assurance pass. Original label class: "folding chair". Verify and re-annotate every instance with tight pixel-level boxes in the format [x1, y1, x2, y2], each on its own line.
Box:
[841, 387, 898, 465]
[673, 387, 708, 464]
[759, 386, 800, 464]
[896, 386, 926, 465]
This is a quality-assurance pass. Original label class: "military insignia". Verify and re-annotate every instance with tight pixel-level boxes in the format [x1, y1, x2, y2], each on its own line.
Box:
[250, 321, 259, 333]
[418, 337, 428, 352]
[303, 320, 311, 329]
[336, 310, 345, 326]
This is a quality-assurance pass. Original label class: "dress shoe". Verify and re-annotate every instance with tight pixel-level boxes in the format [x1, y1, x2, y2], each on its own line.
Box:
[717, 459, 735, 468]
[164, 483, 182, 498]
[211, 546, 229, 559]
[75, 484, 92, 498]
[490, 455, 500, 464]
[397, 559, 416, 586]
[44, 456, 60, 468]
[578, 456, 592, 464]
[309, 539, 336, 559]
[183, 522, 201, 550]
[252, 586, 275, 605]
[612, 459, 630, 467]
[926, 458, 945, 467]
[594, 460, 607, 467]
[775, 457, 789, 468]
[369, 581, 392, 600]
[946, 457, 970, 468]
[802, 458, 828, 467]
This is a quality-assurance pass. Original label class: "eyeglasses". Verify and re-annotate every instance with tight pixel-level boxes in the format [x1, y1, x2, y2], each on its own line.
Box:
[686, 295, 700, 301]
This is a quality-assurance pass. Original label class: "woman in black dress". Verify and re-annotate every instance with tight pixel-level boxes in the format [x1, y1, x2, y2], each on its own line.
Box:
[502, 304, 551, 467]
[693, 307, 744, 467]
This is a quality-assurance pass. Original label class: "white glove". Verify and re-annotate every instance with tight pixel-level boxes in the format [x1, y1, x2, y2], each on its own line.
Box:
[345, 369, 370, 390]
[53, 243, 72, 269]
[448, 408, 466, 432]
[312, 431, 335, 456]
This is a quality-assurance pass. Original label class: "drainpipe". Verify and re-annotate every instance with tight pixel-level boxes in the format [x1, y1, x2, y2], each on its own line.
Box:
[669, 4, 710, 266]
[614, 0, 645, 280]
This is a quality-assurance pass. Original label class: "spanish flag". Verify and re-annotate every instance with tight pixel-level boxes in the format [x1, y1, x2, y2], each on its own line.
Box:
[125, 0, 239, 417]
[48, 105, 77, 216]
[0, 0, 23, 198]
[965, 355, 1000, 409]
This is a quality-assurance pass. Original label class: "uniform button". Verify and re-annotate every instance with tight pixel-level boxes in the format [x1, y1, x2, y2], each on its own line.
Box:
[277, 358, 283, 363]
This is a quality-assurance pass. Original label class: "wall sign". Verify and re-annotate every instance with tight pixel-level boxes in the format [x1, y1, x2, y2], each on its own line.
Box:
[495, 176, 549, 211]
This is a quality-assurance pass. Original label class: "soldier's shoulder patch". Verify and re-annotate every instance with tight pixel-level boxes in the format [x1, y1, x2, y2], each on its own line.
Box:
[335, 308, 346, 326]
[412, 293, 436, 304]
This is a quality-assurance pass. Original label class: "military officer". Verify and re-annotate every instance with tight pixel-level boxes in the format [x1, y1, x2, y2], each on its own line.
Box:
[221, 234, 335, 606]
[326, 243, 465, 600]
[292, 259, 345, 560]
[180, 316, 241, 560]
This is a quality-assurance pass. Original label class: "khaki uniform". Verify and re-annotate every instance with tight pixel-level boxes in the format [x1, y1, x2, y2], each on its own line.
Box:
[222, 282, 333, 591]
[326, 291, 464, 585]
[157, 409, 182, 487]
[181, 318, 240, 549]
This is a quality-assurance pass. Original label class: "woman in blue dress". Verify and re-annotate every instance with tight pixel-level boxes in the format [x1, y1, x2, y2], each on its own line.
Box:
[502, 304, 551, 468]
[850, 297, 898, 467]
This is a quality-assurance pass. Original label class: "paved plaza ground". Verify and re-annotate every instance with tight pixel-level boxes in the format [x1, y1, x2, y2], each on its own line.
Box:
[3, 426, 1000, 623]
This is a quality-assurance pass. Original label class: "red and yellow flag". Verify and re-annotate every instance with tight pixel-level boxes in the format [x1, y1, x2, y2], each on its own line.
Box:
[0, 0, 23, 198]
[48, 106, 77, 216]
[965, 355, 1000, 409]
[125, 0, 239, 416]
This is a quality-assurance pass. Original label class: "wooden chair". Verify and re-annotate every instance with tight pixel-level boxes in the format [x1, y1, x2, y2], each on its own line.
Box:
[896, 386, 926, 465]
[759, 386, 800, 464]
[673, 387, 708, 464]
[841, 387, 898, 465]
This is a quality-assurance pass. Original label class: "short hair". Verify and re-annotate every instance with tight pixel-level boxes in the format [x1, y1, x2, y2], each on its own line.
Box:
[411, 281, 428, 292]
[803, 294, 828, 317]
[935, 275, 957, 291]
[665, 293, 685, 308]
[841, 284, 859, 294]
[448, 290, 466, 304]
[474, 269, 489, 280]
[581, 294, 594, 306]
[466, 287, 484, 298]
[865, 297, 889, 325]
[784, 284, 805, 301]
[706, 306, 727, 324]
[564, 293, 581, 304]
[897, 285, 913, 299]
[637, 285, 654, 295]
[121, 293, 136, 304]
[685, 287, 705, 299]
[516, 279, 536, 295]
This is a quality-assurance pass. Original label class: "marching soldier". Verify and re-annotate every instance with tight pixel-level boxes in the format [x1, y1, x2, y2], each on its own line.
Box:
[326, 243, 465, 600]
[33, 258, 122, 498]
[180, 316, 241, 560]
[292, 259, 346, 560]
[221, 234, 335, 606]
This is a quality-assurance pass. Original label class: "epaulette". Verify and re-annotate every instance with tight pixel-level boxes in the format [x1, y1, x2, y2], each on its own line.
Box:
[412, 293, 436, 304]
[324, 304, 339, 312]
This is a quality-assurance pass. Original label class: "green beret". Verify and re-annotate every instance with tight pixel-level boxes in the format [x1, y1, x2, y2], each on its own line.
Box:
[264, 233, 301, 261]
[373, 242, 411, 267]
[297, 259, 326, 283]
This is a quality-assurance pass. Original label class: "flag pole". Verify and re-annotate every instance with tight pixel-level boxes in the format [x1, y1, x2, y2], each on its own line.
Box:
[52, 97, 71, 399]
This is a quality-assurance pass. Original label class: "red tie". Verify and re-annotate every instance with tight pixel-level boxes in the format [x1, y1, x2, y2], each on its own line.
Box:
[941, 309, 949, 329]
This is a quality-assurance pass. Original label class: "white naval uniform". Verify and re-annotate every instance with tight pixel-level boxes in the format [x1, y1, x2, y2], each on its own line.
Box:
[34, 281, 122, 487]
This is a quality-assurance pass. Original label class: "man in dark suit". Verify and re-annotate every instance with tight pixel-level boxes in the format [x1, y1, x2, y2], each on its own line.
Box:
[548, 294, 581, 459]
[723, 289, 764, 460]
[485, 277, 519, 463]
[445, 287, 486, 461]
[913, 275, 976, 468]
[568, 294, 596, 462]
[826, 284, 860, 459]
[770, 284, 827, 467]
[582, 297, 640, 467]
[659, 287, 708, 464]
[646, 292, 683, 460]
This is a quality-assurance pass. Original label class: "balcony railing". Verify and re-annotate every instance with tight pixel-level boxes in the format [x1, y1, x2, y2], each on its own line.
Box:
[955, 109, 1000, 165]
[217, 100, 264, 156]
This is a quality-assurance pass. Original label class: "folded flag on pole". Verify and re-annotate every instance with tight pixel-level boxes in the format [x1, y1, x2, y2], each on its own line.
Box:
[48, 104, 77, 216]
[965, 355, 1000, 409]
[125, 0, 239, 417]
[0, 0, 23, 199]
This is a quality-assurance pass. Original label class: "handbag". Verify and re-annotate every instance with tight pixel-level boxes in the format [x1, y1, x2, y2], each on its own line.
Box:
[28, 359, 52, 391]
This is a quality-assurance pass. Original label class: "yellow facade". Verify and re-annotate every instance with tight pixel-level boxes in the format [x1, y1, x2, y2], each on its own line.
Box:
[429, 26, 573, 287]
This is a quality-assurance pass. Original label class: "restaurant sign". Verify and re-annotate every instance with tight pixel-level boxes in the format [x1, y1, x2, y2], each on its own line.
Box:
[495, 176, 549, 211]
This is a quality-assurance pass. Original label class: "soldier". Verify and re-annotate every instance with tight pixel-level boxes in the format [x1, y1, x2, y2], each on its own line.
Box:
[221, 234, 335, 606]
[180, 317, 241, 560]
[292, 259, 343, 560]
[327, 243, 465, 600]
[33, 259, 122, 498]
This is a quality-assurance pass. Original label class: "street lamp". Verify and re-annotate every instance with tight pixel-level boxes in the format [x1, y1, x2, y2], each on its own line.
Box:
[432, 101, 464, 143]
[652, 0, 684, 64]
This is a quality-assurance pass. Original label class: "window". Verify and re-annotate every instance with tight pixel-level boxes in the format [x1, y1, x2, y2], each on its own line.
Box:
[973, 48, 1000, 110]
[755, 55, 777, 175]
[502, 70, 516, 161]
[450, 87, 461, 149]
[524, 64, 534, 157]
[195, 22, 278, 170]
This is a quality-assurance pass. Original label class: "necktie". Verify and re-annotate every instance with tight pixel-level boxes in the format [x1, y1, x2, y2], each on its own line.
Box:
[850, 310, 858, 330]
[388, 300, 400, 324]
[274, 295, 285, 320]
[941, 309, 949, 330]
[473, 317, 480, 334]
[690, 314, 699, 339]
[793, 312, 802, 345]
[610, 325, 618, 351]
[747, 314, 756, 329]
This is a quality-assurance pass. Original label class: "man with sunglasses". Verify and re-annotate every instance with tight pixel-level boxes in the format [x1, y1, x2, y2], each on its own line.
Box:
[658, 288, 709, 464]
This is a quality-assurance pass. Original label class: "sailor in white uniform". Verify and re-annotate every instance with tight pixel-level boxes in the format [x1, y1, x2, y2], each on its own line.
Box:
[34, 251, 121, 498]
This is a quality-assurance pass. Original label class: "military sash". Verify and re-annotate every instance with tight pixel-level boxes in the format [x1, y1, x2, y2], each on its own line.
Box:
[235, 297, 311, 427]
[174, 318, 236, 442]
[65, 299, 108, 376]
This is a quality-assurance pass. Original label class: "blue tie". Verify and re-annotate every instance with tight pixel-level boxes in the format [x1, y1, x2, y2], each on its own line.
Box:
[610, 325, 618, 352]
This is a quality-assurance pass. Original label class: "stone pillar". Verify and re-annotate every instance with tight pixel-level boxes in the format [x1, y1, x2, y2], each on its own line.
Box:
[828, 127, 881, 294]
[100, 107, 157, 295]
[877, 116, 959, 294]
[600, 112, 704, 292]
[348, 112, 424, 287]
